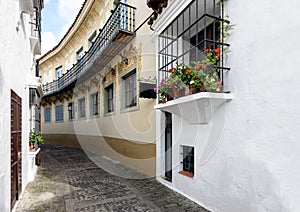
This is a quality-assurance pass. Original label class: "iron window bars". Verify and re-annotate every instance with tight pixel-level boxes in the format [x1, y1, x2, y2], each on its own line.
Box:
[158, 0, 230, 97]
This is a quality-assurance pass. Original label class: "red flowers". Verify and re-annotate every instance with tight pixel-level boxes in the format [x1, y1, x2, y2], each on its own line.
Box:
[168, 67, 175, 73]
[202, 65, 207, 69]
[162, 99, 167, 104]
[214, 48, 221, 53]
[195, 63, 200, 70]
[186, 69, 191, 74]
[205, 48, 221, 54]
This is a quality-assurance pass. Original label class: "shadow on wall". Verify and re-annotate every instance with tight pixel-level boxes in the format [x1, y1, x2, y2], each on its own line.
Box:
[0, 66, 4, 94]
[205, 154, 289, 212]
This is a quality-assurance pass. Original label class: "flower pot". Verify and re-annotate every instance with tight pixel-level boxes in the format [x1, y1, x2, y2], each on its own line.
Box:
[172, 88, 181, 99]
[184, 86, 190, 96]
[29, 143, 35, 151]
[189, 85, 197, 94]
[200, 84, 205, 92]
[216, 81, 222, 92]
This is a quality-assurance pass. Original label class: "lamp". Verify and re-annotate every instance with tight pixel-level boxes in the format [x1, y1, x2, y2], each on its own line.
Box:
[119, 54, 128, 65]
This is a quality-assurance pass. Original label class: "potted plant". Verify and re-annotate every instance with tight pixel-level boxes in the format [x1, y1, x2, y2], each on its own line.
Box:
[193, 48, 222, 92]
[29, 131, 35, 151]
[35, 132, 44, 166]
[36, 132, 44, 147]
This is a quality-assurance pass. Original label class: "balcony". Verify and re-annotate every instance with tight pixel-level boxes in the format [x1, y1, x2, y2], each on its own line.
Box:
[43, 3, 136, 97]
[30, 7, 42, 55]
[19, 0, 34, 14]
[154, 0, 231, 122]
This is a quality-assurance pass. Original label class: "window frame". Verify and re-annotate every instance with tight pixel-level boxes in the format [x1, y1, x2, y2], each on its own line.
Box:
[88, 30, 97, 48]
[180, 145, 194, 178]
[78, 97, 86, 119]
[90, 92, 99, 117]
[104, 84, 114, 114]
[44, 107, 51, 123]
[121, 69, 137, 110]
[68, 102, 75, 120]
[55, 105, 64, 122]
[76, 46, 84, 61]
[55, 65, 63, 80]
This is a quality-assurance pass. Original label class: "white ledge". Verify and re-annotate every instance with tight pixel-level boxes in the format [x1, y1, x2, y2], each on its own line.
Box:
[28, 148, 41, 157]
[154, 92, 233, 124]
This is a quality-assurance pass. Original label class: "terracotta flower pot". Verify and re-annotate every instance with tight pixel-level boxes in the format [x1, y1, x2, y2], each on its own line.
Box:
[184, 86, 190, 96]
[216, 81, 222, 92]
[172, 88, 181, 99]
[189, 85, 197, 94]
[200, 84, 205, 92]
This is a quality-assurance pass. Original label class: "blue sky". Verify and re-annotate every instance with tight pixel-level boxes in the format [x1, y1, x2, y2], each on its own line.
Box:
[41, 0, 85, 54]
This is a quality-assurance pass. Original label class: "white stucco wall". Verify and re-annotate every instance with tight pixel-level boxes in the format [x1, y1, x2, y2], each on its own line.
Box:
[0, 1, 41, 211]
[155, 0, 300, 211]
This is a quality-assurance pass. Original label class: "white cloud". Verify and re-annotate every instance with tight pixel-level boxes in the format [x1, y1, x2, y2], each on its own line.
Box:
[58, 0, 85, 22]
[44, 0, 51, 5]
[56, 0, 85, 40]
[41, 32, 57, 55]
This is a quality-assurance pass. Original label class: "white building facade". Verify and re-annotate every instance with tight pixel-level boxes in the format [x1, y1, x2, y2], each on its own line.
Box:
[150, 0, 300, 211]
[0, 0, 43, 211]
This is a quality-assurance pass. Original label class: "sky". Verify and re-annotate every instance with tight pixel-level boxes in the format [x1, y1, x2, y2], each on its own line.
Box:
[41, 0, 85, 55]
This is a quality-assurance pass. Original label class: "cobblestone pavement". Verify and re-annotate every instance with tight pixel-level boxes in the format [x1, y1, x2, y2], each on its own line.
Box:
[16, 145, 209, 212]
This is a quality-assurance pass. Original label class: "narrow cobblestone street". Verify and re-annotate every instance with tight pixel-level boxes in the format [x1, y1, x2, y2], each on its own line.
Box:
[16, 145, 208, 212]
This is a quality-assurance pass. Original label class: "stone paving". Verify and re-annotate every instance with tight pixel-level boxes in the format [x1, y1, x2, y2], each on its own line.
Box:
[16, 145, 209, 212]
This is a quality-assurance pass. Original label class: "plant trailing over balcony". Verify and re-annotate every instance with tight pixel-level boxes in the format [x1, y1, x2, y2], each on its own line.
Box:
[155, 48, 222, 103]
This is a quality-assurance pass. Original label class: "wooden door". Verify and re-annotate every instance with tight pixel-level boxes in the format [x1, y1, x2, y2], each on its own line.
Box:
[11, 90, 22, 209]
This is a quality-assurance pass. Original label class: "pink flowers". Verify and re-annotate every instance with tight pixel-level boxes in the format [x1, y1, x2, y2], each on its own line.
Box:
[160, 79, 166, 85]
[153, 87, 158, 93]
[202, 65, 207, 69]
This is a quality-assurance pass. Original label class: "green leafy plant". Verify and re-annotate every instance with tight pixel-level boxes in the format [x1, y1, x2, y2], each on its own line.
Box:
[29, 131, 36, 145]
[36, 132, 44, 147]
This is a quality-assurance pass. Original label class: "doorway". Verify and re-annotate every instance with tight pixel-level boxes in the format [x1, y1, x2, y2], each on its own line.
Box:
[11, 90, 22, 209]
[165, 112, 172, 181]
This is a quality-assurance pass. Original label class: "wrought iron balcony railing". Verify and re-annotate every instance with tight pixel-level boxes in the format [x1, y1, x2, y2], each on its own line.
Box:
[43, 3, 136, 96]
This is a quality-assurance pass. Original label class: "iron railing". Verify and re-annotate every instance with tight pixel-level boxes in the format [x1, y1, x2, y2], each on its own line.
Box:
[43, 3, 136, 96]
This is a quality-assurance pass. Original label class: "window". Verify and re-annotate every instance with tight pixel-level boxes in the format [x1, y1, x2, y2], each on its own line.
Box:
[78, 98, 86, 118]
[88, 30, 97, 48]
[55, 105, 63, 122]
[56, 66, 63, 79]
[76, 47, 84, 61]
[44, 108, 51, 123]
[56, 66, 63, 89]
[122, 70, 137, 108]
[68, 102, 75, 120]
[105, 84, 114, 113]
[157, 0, 228, 93]
[180, 146, 194, 177]
[90, 92, 99, 116]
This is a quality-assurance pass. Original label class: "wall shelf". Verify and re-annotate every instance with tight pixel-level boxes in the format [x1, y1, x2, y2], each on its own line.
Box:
[154, 92, 233, 124]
